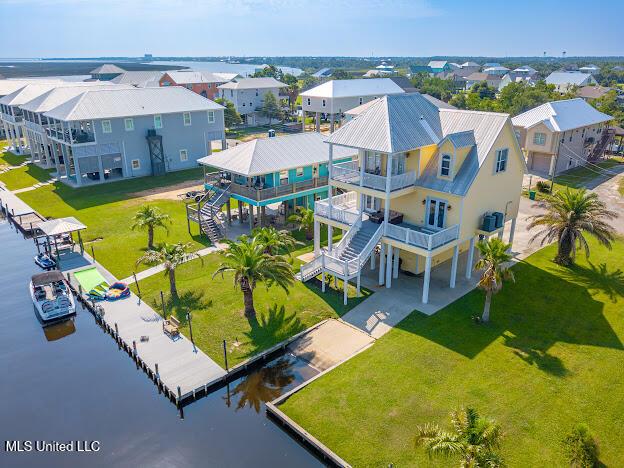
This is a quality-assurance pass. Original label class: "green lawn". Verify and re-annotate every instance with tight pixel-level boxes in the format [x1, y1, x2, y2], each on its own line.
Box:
[525, 158, 623, 200]
[0, 144, 26, 169]
[17, 168, 208, 278]
[132, 239, 372, 367]
[280, 238, 624, 467]
[0, 163, 53, 190]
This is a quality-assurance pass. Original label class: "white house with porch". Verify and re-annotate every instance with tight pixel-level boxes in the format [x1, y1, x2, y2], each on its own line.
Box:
[299, 93, 526, 305]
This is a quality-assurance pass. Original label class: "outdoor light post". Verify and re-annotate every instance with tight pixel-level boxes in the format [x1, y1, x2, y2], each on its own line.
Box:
[187, 311, 196, 353]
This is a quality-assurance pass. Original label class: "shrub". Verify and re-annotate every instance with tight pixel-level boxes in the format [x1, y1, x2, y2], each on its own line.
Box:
[536, 180, 551, 193]
[562, 424, 599, 467]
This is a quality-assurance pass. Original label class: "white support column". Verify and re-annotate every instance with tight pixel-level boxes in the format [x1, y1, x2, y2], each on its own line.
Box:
[466, 236, 476, 279]
[74, 155, 82, 187]
[385, 243, 393, 288]
[328, 225, 333, 252]
[314, 220, 320, 255]
[356, 273, 361, 297]
[343, 277, 348, 305]
[51, 143, 61, 175]
[422, 254, 432, 304]
[383, 153, 393, 235]
[301, 111, 306, 133]
[450, 244, 459, 288]
[248, 204, 254, 230]
[330, 114, 335, 133]
[327, 143, 334, 221]
[393, 247, 400, 278]
[508, 217, 517, 248]
[370, 250, 376, 270]
[497, 228, 504, 240]
[315, 112, 320, 132]
[321, 271, 326, 292]
[378, 242, 386, 285]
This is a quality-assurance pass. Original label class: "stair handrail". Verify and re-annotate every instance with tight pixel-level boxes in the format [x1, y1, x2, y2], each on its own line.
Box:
[333, 218, 362, 256]
[356, 223, 383, 263]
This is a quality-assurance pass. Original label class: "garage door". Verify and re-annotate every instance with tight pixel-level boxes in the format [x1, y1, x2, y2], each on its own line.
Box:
[530, 153, 552, 174]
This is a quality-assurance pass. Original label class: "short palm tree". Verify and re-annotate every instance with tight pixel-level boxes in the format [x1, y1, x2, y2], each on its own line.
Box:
[415, 407, 504, 467]
[213, 237, 294, 319]
[475, 237, 514, 323]
[287, 206, 314, 240]
[136, 242, 201, 300]
[528, 188, 617, 266]
[252, 226, 301, 256]
[131, 205, 171, 250]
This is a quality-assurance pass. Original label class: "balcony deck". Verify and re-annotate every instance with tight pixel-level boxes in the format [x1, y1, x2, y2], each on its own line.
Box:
[330, 161, 416, 193]
[385, 222, 460, 251]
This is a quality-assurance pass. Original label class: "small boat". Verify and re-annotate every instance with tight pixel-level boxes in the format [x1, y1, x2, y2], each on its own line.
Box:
[34, 253, 56, 270]
[30, 271, 76, 326]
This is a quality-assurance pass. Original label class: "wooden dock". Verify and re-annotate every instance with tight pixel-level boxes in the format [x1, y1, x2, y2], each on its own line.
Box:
[0, 188, 46, 233]
[65, 260, 227, 402]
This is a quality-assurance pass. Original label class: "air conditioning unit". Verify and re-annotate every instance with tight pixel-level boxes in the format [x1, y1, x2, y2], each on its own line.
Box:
[482, 214, 496, 232]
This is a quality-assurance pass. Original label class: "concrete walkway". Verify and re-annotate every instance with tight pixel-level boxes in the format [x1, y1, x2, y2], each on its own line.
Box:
[590, 166, 624, 234]
[339, 197, 546, 338]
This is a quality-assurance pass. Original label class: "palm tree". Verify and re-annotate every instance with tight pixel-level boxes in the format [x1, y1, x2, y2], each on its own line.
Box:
[251, 226, 301, 256]
[136, 242, 201, 300]
[287, 206, 314, 240]
[131, 205, 171, 250]
[475, 237, 514, 323]
[213, 237, 294, 319]
[528, 188, 617, 266]
[415, 407, 504, 467]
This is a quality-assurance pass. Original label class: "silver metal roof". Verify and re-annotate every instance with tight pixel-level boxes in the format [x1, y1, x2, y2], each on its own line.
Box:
[300, 78, 404, 98]
[326, 93, 443, 153]
[197, 132, 356, 177]
[44, 87, 224, 121]
[511, 98, 612, 132]
[163, 70, 231, 85]
[218, 77, 287, 90]
[0, 81, 105, 106]
[0, 79, 64, 97]
[545, 71, 594, 86]
[21, 83, 132, 113]
[90, 64, 125, 74]
[110, 71, 165, 87]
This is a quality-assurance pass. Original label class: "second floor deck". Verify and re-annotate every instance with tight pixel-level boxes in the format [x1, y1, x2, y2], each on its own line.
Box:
[330, 160, 416, 194]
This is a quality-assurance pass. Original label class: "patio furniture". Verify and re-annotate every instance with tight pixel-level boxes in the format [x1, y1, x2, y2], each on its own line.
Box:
[163, 316, 180, 338]
[369, 210, 404, 225]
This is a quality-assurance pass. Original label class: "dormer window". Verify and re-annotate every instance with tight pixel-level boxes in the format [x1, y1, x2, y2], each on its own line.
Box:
[439, 154, 451, 177]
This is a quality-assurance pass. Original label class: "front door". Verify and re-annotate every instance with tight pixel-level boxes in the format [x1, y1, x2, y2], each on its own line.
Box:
[426, 198, 447, 229]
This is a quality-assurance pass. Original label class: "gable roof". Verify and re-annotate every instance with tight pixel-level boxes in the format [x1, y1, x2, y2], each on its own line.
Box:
[0, 79, 66, 97]
[545, 71, 593, 86]
[0, 82, 105, 106]
[461, 61, 480, 67]
[90, 64, 125, 74]
[326, 93, 443, 153]
[110, 71, 164, 87]
[218, 77, 287, 90]
[197, 132, 356, 176]
[21, 83, 132, 113]
[44, 87, 224, 121]
[511, 98, 612, 132]
[300, 78, 404, 99]
[483, 66, 510, 72]
[312, 68, 332, 78]
[428, 60, 448, 68]
[577, 85, 612, 100]
[465, 72, 502, 83]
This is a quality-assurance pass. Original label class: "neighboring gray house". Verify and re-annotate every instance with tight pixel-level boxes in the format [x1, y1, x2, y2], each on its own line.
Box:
[545, 71, 597, 92]
[512, 98, 612, 175]
[460, 61, 481, 74]
[217, 77, 287, 125]
[20, 83, 133, 169]
[579, 64, 600, 74]
[110, 70, 165, 88]
[300, 78, 405, 132]
[498, 74, 536, 91]
[482, 66, 510, 76]
[40, 87, 225, 186]
[464, 72, 503, 90]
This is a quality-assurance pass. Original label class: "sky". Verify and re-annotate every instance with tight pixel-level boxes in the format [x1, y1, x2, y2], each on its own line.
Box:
[1, 0, 623, 58]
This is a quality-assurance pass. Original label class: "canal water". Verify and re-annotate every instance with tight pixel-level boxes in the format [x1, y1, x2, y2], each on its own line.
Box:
[0, 220, 323, 467]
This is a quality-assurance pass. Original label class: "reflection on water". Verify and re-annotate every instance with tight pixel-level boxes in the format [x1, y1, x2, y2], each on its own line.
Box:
[43, 318, 76, 341]
[230, 353, 320, 413]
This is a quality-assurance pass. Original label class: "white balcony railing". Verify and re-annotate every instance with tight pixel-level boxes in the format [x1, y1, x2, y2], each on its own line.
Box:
[386, 223, 460, 250]
[314, 191, 361, 226]
[330, 161, 415, 193]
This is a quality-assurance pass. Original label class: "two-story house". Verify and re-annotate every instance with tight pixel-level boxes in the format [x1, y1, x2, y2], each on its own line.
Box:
[189, 132, 355, 241]
[512, 98, 613, 176]
[300, 78, 405, 132]
[160, 70, 239, 100]
[40, 87, 225, 186]
[217, 77, 287, 126]
[545, 71, 597, 93]
[299, 93, 526, 306]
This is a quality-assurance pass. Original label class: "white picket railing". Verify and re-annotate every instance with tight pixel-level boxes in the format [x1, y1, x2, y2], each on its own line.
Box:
[385, 223, 460, 250]
[314, 191, 360, 225]
[389, 171, 417, 191]
[331, 161, 415, 193]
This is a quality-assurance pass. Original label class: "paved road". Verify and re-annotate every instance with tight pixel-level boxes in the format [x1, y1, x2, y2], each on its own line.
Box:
[591, 166, 624, 233]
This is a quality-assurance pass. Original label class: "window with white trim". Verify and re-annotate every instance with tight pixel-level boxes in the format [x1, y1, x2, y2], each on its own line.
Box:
[279, 170, 289, 185]
[183, 112, 192, 126]
[124, 118, 134, 131]
[131, 159, 140, 170]
[495, 148, 508, 173]
[439, 154, 451, 177]
[296, 167, 304, 177]
[533, 132, 546, 145]
[102, 120, 112, 134]
[179, 149, 188, 162]
[154, 115, 163, 129]
[322, 99, 326, 107]
[207, 111, 215, 123]
[306, 98, 311, 106]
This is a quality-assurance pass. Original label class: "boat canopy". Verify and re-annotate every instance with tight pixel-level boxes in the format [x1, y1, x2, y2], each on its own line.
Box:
[31, 271, 65, 286]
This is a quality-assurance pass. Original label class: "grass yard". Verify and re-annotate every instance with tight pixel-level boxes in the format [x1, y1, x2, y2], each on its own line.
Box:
[17, 168, 208, 278]
[0, 145, 26, 169]
[525, 158, 622, 200]
[0, 163, 53, 190]
[132, 240, 372, 368]
[280, 238, 624, 467]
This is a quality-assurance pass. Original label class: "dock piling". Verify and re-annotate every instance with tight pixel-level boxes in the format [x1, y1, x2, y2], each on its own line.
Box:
[223, 339, 229, 372]
[133, 272, 141, 297]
